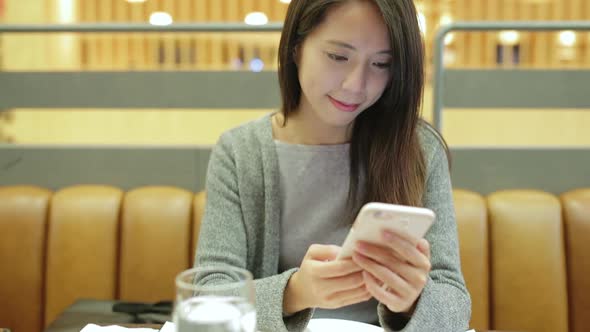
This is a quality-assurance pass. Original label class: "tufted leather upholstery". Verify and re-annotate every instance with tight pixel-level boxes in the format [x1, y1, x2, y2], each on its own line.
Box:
[487, 190, 569, 332]
[453, 189, 489, 330]
[0, 186, 51, 332]
[0, 185, 588, 332]
[44, 185, 123, 325]
[560, 189, 590, 332]
[118, 186, 193, 303]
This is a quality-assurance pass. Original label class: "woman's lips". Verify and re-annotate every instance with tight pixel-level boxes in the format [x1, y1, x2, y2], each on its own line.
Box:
[328, 96, 360, 112]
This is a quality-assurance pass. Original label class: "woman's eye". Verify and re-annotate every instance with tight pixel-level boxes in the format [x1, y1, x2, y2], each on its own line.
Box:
[373, 62, 391, 69]
[327, 53, 348, 62]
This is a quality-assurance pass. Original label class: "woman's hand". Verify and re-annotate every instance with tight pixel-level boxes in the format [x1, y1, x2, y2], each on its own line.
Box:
[351, 230, 431, 314]
[283, 244, 372, 314]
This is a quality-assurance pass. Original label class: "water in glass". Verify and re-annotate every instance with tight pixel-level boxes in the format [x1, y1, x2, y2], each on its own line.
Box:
[174, 296, 256, 332]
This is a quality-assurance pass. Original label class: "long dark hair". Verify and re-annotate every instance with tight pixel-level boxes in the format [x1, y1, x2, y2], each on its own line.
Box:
[278, 0, 434, 218]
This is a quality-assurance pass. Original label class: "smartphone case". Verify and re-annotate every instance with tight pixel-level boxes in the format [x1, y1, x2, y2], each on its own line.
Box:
[338, 202, 435, 259]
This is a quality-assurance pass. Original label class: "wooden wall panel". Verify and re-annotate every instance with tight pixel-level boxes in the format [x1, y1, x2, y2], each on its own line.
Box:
[113, 0, 128, 69]
[550, 0, 560, 67]
[472, 0, 484, 68]
[537, 3, 550, 67]
[70, 0, 588, 71]
[194, 1, 208, 69]
[177, 0, 191, 69]
[129, 1, 144, 69]
[162, 0, 176, 69]
[454, 0, 466, 66]
[226, 0, 241, 70]
[86, 0, 98, 69]
[517, 1, 535, 67]
[145, 0, 157, 69]
[209, 2, 223, 69]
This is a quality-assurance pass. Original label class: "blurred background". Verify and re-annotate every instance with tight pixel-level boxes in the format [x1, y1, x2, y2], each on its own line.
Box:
[0, 0, 589, 146]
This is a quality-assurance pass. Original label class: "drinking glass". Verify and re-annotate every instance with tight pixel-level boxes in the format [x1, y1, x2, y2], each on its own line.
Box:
[173, 265, 256, 332]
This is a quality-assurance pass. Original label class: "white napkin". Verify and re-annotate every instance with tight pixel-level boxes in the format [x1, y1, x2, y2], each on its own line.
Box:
[159, 322, 175, 332]
[79, 321, 476, 332]
[79, 321, 175, 332]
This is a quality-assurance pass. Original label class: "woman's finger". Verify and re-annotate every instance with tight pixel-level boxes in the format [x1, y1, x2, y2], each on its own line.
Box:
[362, 270, 407, 312]
[382, 231, 431, 270]
[312, 258, 363, 278]
[416, 238, 431, 260]
[352, 251, 412, 299]
[354, 241, 402, 267]
[324, 270, 365, 291]
[324, 285, 372, 308]
[354, 240, 430, 287]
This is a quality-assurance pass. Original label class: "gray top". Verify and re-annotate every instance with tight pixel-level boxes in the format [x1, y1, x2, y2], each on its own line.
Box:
[195, 113, 471, 332]
[275, 140, 379, 324]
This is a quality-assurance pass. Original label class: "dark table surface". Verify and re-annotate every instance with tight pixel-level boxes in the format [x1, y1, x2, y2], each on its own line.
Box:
[43, 299, 517, 332]
[44, 299, 169, 332]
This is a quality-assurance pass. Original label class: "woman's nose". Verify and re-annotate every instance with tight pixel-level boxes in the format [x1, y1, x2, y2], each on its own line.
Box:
[341, 64, 367, 94]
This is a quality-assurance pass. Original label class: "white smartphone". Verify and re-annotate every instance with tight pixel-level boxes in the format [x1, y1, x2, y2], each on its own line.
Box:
[337, 202, 435, 259]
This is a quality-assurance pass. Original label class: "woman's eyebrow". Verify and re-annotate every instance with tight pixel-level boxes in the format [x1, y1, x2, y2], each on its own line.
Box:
[325, 40, 391, 55]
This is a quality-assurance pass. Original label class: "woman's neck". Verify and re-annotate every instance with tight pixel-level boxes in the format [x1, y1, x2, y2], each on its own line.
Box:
[271, 111, 352, 145]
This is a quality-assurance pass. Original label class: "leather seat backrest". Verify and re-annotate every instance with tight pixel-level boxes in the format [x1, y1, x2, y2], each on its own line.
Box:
[119, 186, 192, 302]
[453, 189, 489, 331]
[44, 185, 122, 326]
[0, 186, 51, 332]
[487, 190, 568, 332]
[561, 189, 590, 332]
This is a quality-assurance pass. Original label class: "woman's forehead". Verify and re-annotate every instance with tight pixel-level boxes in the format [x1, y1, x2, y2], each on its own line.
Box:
[307, 1, 391, 51]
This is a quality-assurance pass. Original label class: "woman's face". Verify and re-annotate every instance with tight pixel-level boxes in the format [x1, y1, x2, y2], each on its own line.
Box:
[295, 0, 392, 132]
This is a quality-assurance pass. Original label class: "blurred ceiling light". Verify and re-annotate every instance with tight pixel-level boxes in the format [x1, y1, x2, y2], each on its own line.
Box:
[279, 0, 291, 3]
[440, 14, 453, 45]
[126, 0, 147, 3]
[417, 12, 427, 34]
[443, 49, 456, 66]
[57, 0, 75, 23]
[444, 33, 454, 45]
[150, 12, 173, 26]
[558, 30, 577, 47]
[250, 58, 265, 72]
[498, 30, 520, 45]
[245, 12, 269, 26]
[440, 14, 453, 26]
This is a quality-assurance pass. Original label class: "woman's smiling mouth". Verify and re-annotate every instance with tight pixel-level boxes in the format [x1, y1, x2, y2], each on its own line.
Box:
[328, 96, 361, 112]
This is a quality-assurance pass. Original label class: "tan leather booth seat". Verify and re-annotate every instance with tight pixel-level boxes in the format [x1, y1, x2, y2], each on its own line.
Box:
[488, 191, 568, 332]
[0, 185, 589, 332]
[453, 189, 489, 330]
[0, 186, 51, 332]
[119, 186, 193, 303]
[44, 185, 123, 325]
[561, 189, 590, 332]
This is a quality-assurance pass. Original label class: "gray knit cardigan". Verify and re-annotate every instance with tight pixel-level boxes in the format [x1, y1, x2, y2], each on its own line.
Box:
[195, 114, 471, 332]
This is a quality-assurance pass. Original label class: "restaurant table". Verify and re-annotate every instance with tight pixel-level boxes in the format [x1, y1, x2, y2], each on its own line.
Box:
[43, 299, 518, 332]
[44, 300, 169, 332]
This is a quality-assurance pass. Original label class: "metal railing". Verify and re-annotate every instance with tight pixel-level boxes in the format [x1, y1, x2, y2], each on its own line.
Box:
[2, 22, 590, 121]
[0, 23, 284, 109]
[432, 21, 590, 130]
[0, 23, 284, 33]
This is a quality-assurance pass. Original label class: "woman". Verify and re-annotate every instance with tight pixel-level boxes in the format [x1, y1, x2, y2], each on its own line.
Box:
[195, 0, 471, 331]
